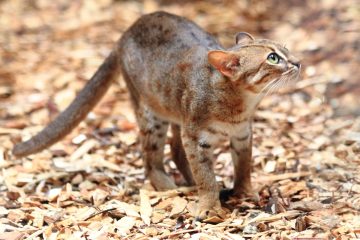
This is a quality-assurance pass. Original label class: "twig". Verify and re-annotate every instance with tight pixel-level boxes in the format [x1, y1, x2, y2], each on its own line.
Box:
[158, 229, 200, 239]
[25, 228, 45, 240]
[83, 207, 117, 221]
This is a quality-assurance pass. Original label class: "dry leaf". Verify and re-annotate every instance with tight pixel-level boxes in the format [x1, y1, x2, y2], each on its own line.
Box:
[0, 232, 25, 240]
[140, 190, 152, 225]
[170, 196, 188, 216]
[115, 216, 136, 236]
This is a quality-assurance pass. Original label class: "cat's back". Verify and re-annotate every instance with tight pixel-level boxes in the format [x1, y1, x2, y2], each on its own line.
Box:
[119, 11, 220, 58]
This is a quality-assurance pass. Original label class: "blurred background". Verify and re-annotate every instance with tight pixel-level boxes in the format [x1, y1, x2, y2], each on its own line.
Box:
[1, 0, 359, 117]
[0, 0, 358, 117]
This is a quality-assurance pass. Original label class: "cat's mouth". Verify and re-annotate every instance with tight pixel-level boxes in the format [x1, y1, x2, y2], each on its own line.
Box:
[260, 67, 300, 96]
[282, 67, 300, 80]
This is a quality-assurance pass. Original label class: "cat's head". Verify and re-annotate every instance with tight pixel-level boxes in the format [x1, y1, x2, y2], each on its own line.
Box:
[208, 32, 300, 93]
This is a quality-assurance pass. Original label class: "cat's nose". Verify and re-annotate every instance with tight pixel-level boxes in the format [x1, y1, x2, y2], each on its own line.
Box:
[290, 60, 301, 69]
[293, 62, 301, 69]
[288, 56, 301, 69]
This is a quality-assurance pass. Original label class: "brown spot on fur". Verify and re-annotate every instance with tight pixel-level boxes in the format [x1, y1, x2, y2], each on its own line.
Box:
[190, 116, 201, 122]
[178, 63, 191, 72]
[184, 132, 198, 141]
[215, 97, 244, 114]
[199, 157, 210, 163]
[151, 143, 158, 151]
[144, 143, 158, 151]
[164, 85, 171, 98]
[244, 84, 259, 93]
[155, 81, 161, 91]
[140, 129, 155, 135]
[154, 124, 161, 130]
[146, 163, 152, 171]
[180, 43, 189, 49]
[207, 65, 214, 73]
[213, 117, 246, 124]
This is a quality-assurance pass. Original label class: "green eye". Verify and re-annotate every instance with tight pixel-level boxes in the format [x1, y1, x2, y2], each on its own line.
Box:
[267, 53, 281, 64]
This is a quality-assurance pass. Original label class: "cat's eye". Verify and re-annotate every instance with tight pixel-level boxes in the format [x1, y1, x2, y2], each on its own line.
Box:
[267, 53, 281, 64]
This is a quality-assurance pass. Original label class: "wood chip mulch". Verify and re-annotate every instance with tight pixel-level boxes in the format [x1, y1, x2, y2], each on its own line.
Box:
[0, 0, 359, 239]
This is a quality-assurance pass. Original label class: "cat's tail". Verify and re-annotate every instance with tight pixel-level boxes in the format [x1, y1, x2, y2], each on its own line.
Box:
[12, 51, 120, 157]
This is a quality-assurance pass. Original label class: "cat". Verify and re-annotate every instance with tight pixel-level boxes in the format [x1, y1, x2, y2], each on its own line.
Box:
[13, 11, 300, 220]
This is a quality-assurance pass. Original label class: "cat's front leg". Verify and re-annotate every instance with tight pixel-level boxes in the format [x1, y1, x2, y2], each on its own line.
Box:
[227, 129, 259, 201]
[181, 127, 225, 221]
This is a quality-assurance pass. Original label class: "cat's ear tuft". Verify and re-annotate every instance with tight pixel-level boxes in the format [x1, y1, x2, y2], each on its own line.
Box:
[208, 50, 240, 78]
[235, 32, 254, 45]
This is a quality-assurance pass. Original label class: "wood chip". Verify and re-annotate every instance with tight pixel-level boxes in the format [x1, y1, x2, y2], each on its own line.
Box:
[1, 1, 359, 238]
[140, 190, 152, 225]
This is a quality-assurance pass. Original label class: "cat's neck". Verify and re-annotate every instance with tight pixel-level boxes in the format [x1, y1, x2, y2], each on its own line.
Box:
[208, 71, 265, 123]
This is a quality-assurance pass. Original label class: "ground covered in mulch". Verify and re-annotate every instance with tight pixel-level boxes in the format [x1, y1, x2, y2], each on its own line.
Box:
[0, 0, 359, 239]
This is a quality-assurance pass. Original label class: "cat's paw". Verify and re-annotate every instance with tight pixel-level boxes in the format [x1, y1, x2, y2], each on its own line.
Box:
[238, 186, 260, 202]
[149, 169, 177, 190]
[219, 188, 235, 202]
[195, 204, 227, 222]
[220, 187, 260, 202]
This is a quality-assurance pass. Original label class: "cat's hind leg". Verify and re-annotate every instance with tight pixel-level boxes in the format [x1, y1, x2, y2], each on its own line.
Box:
[136, 106, 177, 190]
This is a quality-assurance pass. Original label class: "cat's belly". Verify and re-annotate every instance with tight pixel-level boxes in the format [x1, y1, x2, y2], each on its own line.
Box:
[143, 95, 183, 125]
[209, 120, 250, 137]
[198, 120, 251, 146]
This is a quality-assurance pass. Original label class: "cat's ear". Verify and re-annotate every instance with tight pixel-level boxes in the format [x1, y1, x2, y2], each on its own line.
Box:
[235, 32, 254, 45]
[208, 50, 239, 78]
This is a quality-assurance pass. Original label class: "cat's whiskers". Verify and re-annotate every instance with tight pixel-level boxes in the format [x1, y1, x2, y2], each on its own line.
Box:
[273, 78, 284, 92]
[262, 78, 280, 98]
[281, 68, 293, 76]
[259, 67, 299, 99]
[278, 68, 299, 91]
[259, 78, 278, 98]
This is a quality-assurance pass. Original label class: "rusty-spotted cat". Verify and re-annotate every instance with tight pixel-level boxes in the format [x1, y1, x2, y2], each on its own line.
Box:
[13, 11, 300, 220]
